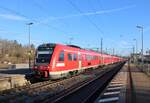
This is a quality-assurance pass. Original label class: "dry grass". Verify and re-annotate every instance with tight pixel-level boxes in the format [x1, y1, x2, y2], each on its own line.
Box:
[0, 64, 9, 69]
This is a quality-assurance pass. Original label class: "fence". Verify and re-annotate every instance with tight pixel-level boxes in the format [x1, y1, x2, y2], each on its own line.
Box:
[136, 63, 150, 76]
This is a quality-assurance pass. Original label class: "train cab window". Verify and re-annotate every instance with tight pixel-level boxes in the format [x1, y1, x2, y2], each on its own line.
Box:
[58, 51, 64, 61]
[68, 53, 72, 61]
[73, 54, 77, 61]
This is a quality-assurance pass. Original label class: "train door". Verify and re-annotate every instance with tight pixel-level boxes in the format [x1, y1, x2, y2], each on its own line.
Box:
[56, 50, 66, 71]
[78, 53, 82, 69]
[67, 52, 73, 70]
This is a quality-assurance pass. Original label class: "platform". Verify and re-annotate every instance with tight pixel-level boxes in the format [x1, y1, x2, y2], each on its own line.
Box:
[129, 65, 150, 103]
[0, 67, 30, 91]
[94, 64, 128, 103]
[94, 63, 150, 103]
[0, 74, 29, 91]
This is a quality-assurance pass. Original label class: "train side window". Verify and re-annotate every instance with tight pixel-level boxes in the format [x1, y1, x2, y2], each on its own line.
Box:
[78, 54, 82, 60]
[86, 55, 88, 60]
[83, 54, 85, 60]
[93, 56, 96, 60]
[58, 51, 64, 61]
[73, 54, 77, 61]
[94, 56, 96, 60]
[68, 53, 72, 61]
[96, 56, 98, 60]
[86, 55, 91, 61]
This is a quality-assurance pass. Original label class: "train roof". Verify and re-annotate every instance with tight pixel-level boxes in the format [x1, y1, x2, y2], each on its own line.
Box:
[37, 43, 122, 58]
[67, 45, 81, 49]
[38, 43, 56, 48]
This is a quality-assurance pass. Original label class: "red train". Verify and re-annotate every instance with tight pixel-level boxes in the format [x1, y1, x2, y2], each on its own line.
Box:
[32, 43, 124, 79]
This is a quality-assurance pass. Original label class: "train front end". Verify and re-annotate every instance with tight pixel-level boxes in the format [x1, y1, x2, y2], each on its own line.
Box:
[32, 43, 55, 79]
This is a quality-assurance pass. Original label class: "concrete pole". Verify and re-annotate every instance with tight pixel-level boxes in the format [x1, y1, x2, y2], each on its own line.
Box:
[27, 22, 33, 71]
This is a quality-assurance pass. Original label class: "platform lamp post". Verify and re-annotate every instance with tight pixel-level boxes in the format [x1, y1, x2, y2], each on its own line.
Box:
[132, 45, 135, 63]
[27, 22, 33, 71]
[133, 39, 138, 64]
[136, 25, 144, 69]
[133, 39, 138, 54]
[105, 48, 108, 54]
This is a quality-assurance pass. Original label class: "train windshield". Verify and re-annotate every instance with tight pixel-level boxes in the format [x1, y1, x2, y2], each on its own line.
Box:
[35, 46, 55, 64]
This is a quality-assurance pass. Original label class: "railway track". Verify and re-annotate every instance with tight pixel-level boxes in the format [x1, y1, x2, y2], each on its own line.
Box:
[0, 62, 125, 103]
[41, 62, 125, 103]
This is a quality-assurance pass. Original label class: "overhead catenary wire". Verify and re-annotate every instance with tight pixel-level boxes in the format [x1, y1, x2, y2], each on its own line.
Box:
[66, 0, 105, 52]
[31, 0, 70, 33]
[87, 0, 97, 12]
[87, 0, 105, 30]
[66, 0, 104, 36]
[31, 0, 49, 15]
[0, 5, 68, 34]
[87, 0, 117, 53]
[32, 0, 104, 46]
[87, 0, 105, 49]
